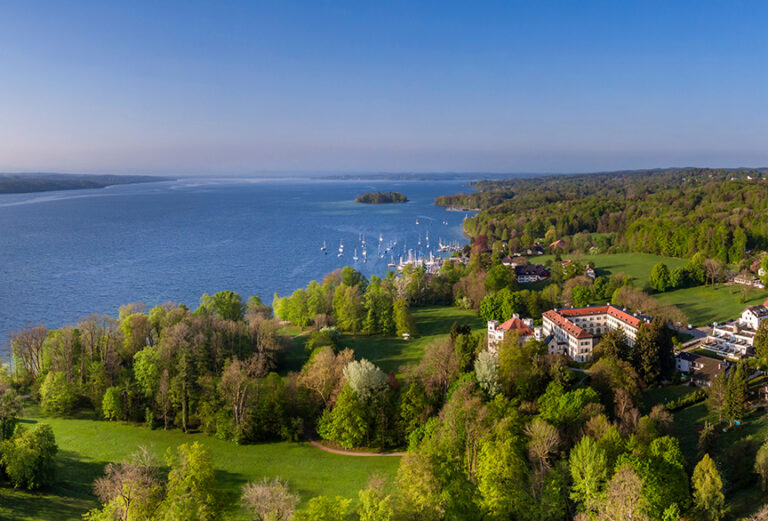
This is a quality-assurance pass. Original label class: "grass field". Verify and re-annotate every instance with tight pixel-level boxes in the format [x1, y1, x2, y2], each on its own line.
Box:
[640, 384, 697, 414]
[656, 284, 767, 326]
[0, 408, 400, 521]
[280, 305, 486, 374]
[537, 252, 688, 286]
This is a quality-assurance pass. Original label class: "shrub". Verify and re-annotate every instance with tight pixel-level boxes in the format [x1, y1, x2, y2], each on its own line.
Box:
[39, 371, 76, 416]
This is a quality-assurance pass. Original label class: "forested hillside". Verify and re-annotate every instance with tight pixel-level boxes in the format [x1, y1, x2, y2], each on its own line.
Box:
[438, 168, 768, 262]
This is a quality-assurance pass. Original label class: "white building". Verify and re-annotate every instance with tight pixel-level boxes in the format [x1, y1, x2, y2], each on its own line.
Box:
[542, 305, 650, 362]
[702, 303, 768, 359]
[487, 314, 538, 352]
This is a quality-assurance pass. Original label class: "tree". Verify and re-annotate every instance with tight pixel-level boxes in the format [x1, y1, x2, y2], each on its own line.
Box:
[0, 423, 58, 490]
[485, 264, 516, 292]
[393, 298, 417, 336]
[596, 464, 650, 521]
[85, 447, 163, 521]
[571, 285, 593, 307]
[476, 436, 530, 521]
[356, 476, 396, 521]
[241, 477, 299, 521]
[524, 418, 560, 475]
[40, 370, 77, 416]
[317, 385, 368, 449]
[498, 337, 549, 400]
[708, 372, 728, 422]
[293, 496, 351, 521]
[754, 320, 768, 366]
[474, 350, 501, 397]
[200, 291, 245, 321]
[0, 387, 23, 441]
[299, 347, 354, 408]
[219, 358, 255, 439]
[649, 263, 671, 292]
[692, 454, 726, 521]
[343, 359, 388, 401]
[569, 435, 608, 514]
[102, 386, 124, 421]
[10, 324, 48, 381]
[724, 362, 748, 425]
[756, 439, 768, 492]
[160, 442, 219, 521]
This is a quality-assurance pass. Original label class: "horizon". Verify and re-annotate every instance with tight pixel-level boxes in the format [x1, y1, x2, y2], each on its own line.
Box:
[1, 1, 767, 174]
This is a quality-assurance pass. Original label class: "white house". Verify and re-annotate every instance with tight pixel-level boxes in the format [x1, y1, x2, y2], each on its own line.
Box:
[487, 314, 537, 352]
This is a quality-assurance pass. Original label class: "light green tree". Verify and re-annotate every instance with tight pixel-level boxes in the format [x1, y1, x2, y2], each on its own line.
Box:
[293, 495, 351, 521]
[569, 435, 608, 513]
[649, 262, 671, 292]
[0, 423, 58, 490]
[40, 370, 76, 416]
[692, 453, 726, 521]
[102, 386, 124, 421]
[160, 442, 219, 521]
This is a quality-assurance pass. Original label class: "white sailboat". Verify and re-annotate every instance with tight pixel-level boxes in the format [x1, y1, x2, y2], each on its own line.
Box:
[353, 248, 359, 262]
[338, 240, 344, 257]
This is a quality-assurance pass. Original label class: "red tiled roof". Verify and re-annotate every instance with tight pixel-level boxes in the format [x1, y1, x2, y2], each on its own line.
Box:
[544, 305, 647, 340]
[543, 310, 592, 339]
[498, 317, 534, 336]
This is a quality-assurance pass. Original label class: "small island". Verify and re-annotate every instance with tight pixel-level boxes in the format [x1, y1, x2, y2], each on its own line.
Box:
[354, 191, 408, 204]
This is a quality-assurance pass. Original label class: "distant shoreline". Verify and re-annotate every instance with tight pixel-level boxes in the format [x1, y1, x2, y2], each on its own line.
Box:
[0, 173, 171, 195]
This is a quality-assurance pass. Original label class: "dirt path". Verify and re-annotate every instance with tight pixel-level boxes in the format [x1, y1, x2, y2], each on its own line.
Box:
[307, 439, 405, 457]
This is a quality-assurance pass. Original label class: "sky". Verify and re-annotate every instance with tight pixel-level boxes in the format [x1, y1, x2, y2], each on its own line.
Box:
[0, 1, 766, 175]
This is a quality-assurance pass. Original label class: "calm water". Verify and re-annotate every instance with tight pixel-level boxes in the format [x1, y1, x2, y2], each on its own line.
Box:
[0, 176, 475, 341]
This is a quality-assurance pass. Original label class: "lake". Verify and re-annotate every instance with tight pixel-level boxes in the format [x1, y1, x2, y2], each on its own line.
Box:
[0, 176, 476, 342]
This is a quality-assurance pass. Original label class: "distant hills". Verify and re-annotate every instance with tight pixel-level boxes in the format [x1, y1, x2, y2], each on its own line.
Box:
[0, 173, 171, 194]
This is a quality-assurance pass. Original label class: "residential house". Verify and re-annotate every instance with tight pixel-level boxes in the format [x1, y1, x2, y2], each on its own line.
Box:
[675, 351, 730, 387]
[487, 314, 539, 352]
[514, 264, 550, 284]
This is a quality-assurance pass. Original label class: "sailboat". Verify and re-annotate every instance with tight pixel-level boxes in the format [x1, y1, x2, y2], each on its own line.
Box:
[321, 240, 327, 253]
[338, 240, 344, 257]
[353, 249, 359, 262]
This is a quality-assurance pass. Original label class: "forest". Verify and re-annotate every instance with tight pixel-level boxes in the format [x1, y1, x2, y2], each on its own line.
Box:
[437, 168, 768, 263]
[354, 192, 409, 204]
[0, 173, 168, 194]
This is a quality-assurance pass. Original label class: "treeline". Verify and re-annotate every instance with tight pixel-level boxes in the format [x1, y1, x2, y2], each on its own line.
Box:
[354, 191, 408, 204]
[0, 173, 168, 194]
[442, 168, 768, 262]
[272, 267, 417, 336]
[9, 291, 307, 444]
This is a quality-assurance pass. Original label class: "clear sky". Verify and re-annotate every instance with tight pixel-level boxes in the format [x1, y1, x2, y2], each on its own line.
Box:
[0, 1, 766, 175]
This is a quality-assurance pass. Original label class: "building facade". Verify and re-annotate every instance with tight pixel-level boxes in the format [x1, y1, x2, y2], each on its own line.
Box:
[487, 314, 538, 352]
[542, 305, 649, 362]
[702, 303, 768, 359]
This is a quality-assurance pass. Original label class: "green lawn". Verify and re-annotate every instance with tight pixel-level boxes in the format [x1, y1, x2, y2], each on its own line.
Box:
[641, 385, 697, 414]
[280, 305, 486, 375]
[656, 284, 767, 326]
[0, 409, 400, 521]
[537, 252, 688, 286]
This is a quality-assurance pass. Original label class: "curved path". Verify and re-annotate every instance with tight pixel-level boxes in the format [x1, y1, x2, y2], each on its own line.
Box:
[307, 439, 405, 457]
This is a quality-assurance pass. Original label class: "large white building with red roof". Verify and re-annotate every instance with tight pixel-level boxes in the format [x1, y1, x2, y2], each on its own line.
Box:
[487, 314, 538, 352]
[542, 305, 650, 362]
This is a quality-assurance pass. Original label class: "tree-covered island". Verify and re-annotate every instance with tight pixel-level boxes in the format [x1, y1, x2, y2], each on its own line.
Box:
[354, 191, 408, 204]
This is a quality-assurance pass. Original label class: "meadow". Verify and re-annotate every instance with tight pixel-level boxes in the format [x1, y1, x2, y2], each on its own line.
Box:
[280, 305, 486, 374]
[0, 408, 400, 521]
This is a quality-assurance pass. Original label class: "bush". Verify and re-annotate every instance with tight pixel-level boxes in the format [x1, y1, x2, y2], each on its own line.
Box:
[665, 389, 707, 412]
[0, 423, 58, 489]
[101, 387, 124, 421]
[39, 371, 76, 416]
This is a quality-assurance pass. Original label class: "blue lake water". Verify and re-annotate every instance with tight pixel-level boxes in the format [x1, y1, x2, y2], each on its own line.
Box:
[0, 176, 475, 341]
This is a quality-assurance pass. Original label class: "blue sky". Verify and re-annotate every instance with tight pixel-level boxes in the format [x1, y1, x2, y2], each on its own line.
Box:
[0, 1, 766, 174]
